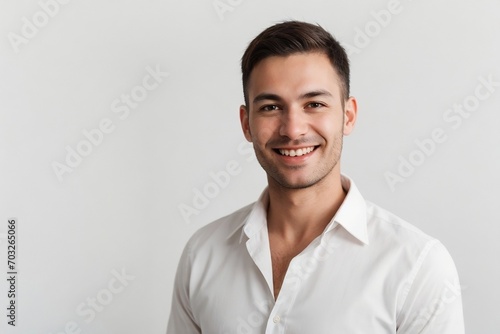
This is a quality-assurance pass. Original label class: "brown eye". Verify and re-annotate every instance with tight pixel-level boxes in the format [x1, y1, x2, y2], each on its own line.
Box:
[261, 105, 279, 112]
[307, 102, 323, 108]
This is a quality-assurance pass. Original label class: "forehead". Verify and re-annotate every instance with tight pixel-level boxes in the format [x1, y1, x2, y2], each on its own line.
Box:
[247, 52, 342, 100]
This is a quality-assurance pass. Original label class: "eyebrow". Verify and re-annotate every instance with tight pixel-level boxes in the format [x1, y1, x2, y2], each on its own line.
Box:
[252, 89, 333, 104]
[252, 93, 282, 104]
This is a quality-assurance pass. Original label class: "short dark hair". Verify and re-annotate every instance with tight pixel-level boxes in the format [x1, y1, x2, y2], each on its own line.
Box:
[241, 20, 350, 107]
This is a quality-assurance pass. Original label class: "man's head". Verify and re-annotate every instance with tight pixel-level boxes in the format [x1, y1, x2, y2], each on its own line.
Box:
[241, 21, 350, 107]
[239, 21, 357, 190]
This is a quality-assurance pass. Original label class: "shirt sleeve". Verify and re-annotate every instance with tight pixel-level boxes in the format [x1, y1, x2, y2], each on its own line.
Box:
[166, 242, 201, 334]
[396, 240, 465, 333]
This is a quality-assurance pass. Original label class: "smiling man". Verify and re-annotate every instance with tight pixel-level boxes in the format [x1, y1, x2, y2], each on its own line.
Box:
[167, 21, 464, 333]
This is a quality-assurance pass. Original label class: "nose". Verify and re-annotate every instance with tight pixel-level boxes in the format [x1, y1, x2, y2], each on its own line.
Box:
[279, 106, 308, 140]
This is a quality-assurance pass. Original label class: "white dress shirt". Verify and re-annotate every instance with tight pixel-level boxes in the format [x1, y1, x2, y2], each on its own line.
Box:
[167, 175, 464, 333]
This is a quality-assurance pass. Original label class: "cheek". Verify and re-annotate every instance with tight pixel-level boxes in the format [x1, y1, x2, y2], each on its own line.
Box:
[250, 118, 277, 145]
[313, 115, 343, 139]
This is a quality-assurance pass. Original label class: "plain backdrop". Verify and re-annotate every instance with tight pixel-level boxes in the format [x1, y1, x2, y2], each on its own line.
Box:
[1, 0, 499, 333]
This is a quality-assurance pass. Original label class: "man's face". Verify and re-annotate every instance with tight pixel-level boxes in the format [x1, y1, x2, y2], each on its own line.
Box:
[240, 52, 357, 190]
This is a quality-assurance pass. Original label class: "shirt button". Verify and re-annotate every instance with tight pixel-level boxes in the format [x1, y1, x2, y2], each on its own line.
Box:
[273, 315, 281, 323]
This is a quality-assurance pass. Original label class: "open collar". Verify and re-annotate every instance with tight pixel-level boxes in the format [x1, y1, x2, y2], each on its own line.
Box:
[229, 175, 369, 245]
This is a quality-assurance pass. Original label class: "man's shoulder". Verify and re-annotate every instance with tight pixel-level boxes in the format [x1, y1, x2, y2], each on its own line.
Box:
[365, 200, 435, 249]
[186, 202, 255, 251]
[364, 201, 459, 288]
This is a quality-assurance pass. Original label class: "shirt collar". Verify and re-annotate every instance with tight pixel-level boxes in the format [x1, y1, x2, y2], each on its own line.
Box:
[229, 174, 369, 245]
[325, 175, 369, 245]
[238, 189, 269, 243]
[225, 189, 269, 242]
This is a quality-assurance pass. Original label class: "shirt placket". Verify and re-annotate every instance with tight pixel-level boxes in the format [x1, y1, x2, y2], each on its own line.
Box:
[263, 226, 341, 334]
[264, 251, 311, 334]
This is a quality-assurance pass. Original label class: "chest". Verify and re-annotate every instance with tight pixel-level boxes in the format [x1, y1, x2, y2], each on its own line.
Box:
[270, 239, 309, 299]
[191, 239, 399, 334]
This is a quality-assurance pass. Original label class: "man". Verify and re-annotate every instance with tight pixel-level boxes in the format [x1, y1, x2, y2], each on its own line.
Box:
[167, 21, 464, 333]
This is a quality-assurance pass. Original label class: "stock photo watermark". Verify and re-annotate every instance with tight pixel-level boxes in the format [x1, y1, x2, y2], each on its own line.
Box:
[343, 0, 405, 56]
[385, 74, 499, 192]
[46, 268, 135, 334]
[51, 64, 169, 182]
[6, 218, 18, 327]
[230, 299, 273, 334]
[7, 0, 72, 54]
[213, 0, 244, 21]
[177, 140, 255, 224]
[409, 278, 463, 330]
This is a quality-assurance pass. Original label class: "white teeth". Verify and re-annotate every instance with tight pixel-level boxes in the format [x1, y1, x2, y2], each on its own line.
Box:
[278, 147, 314, 157]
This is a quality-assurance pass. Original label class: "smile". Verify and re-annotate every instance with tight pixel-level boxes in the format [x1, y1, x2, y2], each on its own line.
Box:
[277, 146, 316, 157]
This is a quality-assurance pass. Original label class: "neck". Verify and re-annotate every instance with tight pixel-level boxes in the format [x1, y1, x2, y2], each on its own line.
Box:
[266, 171, 346, 244]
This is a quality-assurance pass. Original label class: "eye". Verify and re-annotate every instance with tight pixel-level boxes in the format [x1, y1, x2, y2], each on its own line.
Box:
[306, 102, 324, 109]
[260, 104, 281, 112]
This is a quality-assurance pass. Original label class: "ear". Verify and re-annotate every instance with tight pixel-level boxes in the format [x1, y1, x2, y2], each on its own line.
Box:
[343, 96, 358, 136]
[240, 105, 253, 142]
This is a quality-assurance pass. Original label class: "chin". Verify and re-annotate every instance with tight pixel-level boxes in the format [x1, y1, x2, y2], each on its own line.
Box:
[272, 175, 322, 190]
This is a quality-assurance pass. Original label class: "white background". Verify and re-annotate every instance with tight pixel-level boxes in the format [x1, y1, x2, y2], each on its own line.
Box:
[1, 0, 499, 333]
